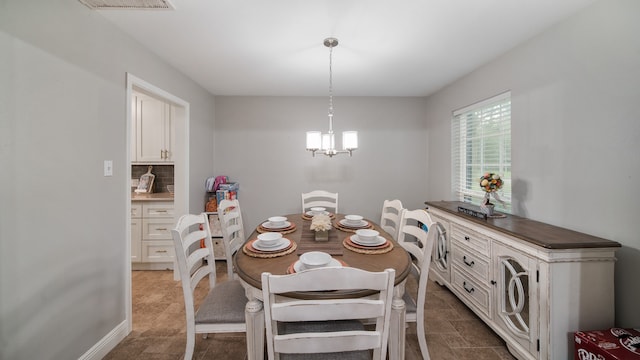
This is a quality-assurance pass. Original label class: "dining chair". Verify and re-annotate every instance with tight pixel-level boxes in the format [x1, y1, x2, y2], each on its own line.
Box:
[396, 209, 437, 360]
[171, 213, 247, 360]
[262, 267, 396, 360]
[301, 190, 338, 214]
[379, 199, 405, 241]
[217, 199, 246, 279]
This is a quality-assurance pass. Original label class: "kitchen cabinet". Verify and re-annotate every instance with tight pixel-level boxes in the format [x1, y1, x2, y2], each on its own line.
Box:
[131, 200, 175, 268]
[425, 201, 620, 360]
[131, 92, 174, 163]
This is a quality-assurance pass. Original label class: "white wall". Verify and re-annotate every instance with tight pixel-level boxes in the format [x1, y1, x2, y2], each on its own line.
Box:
[424, 0, 640, 327]
[0, 0, 215, 358]
[213, 96, 428, 230]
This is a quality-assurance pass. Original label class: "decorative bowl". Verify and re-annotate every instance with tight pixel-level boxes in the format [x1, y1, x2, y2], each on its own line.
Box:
[355, 229, 380, 244]
[256, 232, 283, 247]
[268, 216, 287, 227]
[166, 185, 174, 194]
[299, 251, 332, 269]
[310, 207, 326, 215]
[344, 214, 363, 225]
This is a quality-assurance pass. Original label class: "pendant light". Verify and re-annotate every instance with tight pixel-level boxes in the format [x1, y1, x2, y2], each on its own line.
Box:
[306, 37, 358, 157]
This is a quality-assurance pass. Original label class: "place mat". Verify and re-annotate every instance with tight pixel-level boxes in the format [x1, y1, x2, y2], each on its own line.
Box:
[301, 212, 336, 221]
[242, 239, 298, 258]
[342, 236, 394, 254]
[333, 220, 373, 232]
[256, 222, 297, 234]
[286, 259, 349, 274]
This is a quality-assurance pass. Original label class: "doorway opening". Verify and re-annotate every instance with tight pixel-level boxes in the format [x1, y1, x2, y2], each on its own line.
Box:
[125, 73, 190, 332]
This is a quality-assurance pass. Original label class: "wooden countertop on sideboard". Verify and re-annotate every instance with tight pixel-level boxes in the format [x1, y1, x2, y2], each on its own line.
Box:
[132, 192, 174, 201]
[425, 201, 620, 250]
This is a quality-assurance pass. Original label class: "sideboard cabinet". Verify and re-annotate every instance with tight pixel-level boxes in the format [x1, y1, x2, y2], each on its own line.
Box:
[425, 201, 620, 360]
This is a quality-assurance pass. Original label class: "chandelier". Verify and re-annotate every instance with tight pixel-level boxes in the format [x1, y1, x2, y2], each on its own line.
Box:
[306, 37, 358, 157]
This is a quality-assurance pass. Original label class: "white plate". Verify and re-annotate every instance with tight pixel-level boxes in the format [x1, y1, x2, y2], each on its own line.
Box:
[350, 235, 387, 247]
[261, 221, 292, 229]
[339, 219, 368, 228]
[293, 258, 342, 272]
[306, 210, 330, 216]
[252, 238, 291, 252]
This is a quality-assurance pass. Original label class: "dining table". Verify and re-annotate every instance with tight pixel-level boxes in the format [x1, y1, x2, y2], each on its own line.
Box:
[233, 213, 412, 360]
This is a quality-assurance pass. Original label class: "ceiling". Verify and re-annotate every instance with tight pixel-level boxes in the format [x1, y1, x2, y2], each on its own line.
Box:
[97, 0, 596, 97]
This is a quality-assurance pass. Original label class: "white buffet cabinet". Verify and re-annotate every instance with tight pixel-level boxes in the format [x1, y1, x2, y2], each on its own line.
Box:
[425, 201, 620, 360]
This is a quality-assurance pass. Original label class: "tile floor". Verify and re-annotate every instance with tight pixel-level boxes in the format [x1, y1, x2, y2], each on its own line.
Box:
[105, 263, 516, 360]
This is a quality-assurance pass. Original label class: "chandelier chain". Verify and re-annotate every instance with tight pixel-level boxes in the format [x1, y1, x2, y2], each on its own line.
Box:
[328, 42, 334, 132]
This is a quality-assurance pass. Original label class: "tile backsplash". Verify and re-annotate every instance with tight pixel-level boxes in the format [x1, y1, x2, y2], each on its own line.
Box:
[132, 165, 174, 193]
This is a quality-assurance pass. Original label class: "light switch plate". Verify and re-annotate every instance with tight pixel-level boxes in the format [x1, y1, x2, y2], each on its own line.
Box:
[104, 160, 113, 176]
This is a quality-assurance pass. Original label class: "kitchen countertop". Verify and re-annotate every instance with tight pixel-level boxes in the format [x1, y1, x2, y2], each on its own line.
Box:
[131, 192, 174, 201]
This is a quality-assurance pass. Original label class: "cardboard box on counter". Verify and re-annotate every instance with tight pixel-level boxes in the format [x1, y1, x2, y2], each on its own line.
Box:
[574, 328, 640, 360]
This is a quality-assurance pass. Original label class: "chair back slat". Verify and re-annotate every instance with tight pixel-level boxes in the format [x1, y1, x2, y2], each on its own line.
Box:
[262, 267, 394, 360]
[380, 199, 404, 241]
[218, 199, 246, 278]
[301, 190, 339, 214]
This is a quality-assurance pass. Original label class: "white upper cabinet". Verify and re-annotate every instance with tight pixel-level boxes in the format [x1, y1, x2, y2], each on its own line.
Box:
[131, 92, 174, 163]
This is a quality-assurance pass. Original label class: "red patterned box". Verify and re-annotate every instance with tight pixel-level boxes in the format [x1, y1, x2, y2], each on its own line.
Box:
[574, 328, 640, 360]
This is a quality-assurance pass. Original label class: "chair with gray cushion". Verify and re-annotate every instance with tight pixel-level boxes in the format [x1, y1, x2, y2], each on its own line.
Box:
[171, 213, 247, 360]
[397, 209, 437, 360]
[217, 199, 246, 279]
[380, 199, 405, 241]
[301, 190, 339, 214]
[262, 267, 395, 360]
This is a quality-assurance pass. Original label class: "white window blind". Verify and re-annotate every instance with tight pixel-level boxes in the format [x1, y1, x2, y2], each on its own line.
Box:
[452, 92, 512, 212]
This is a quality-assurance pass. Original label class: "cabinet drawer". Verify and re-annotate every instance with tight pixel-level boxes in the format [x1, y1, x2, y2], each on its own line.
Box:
[451, 223, 490, 257]
[142, 240, 175, 262]
[131, 203, 142, 218]
[142, 219, 173, 240]
[451, 243, 490, 282]
[452, 267, 492, 318]
[143, 202, 174, 218]
[212, 237, 226, 260]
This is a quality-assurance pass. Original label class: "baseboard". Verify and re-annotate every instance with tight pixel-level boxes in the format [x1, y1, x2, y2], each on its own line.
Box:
[78, 320, 129, 360]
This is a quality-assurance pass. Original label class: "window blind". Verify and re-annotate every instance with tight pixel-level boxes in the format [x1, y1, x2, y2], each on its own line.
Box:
[452, 92, 511, 212]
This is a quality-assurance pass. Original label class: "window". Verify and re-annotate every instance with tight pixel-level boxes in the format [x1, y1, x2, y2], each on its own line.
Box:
[452, 92, 511, 212]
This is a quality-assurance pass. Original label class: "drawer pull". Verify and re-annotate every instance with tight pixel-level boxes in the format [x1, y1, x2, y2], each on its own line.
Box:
[156, 210, 168, 213]
[463, 256, 475, 267]
[156, 228, 168, 231]
[156, 250, 168, 253]
[463, 281, 475, 294]
[464, 236, 470, 241]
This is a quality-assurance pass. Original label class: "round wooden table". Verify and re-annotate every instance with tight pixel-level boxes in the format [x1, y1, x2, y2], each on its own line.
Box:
[234, 213, 411, 360]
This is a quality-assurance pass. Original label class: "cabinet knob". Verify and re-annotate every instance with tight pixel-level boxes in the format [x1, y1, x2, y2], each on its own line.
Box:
[490, 280, 497, 285]
[464, 236, 470, 241]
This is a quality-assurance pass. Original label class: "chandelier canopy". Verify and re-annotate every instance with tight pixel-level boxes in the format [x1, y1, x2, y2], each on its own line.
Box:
[306, 37, 358, 157]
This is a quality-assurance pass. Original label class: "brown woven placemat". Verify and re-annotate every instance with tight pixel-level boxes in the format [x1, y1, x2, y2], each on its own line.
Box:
[301, 212, 336, 220]
[256, 222, 297, 234]
[342, 236, 394, 254]
[242, 239, 298, 258]
[333, 220, 373, 233]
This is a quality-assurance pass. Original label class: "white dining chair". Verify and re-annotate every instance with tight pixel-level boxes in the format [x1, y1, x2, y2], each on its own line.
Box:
[262, 267, 396, 360]
[301, 190, 338, 214]
[396, 208, 437, 360]
[217, 199, 245, 279]
[171, 213, 247, 360]
[379, 199, 405, 241]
